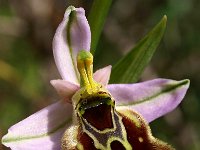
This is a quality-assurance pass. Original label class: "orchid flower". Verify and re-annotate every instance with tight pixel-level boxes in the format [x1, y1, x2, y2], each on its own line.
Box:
[2, 6, 189, 150]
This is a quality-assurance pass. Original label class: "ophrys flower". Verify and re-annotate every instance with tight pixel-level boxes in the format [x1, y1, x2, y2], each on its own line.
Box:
[2, 6, 189, 150]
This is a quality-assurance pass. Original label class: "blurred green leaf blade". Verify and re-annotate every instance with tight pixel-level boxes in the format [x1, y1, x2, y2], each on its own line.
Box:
[110, 15, 167, 83]
[88, 0, 112, 55]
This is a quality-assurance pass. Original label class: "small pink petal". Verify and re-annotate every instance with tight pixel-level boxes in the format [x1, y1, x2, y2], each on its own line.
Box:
[50, 80, 80, 103]
[93, 65, 112, 86]
[107, 79, 189, 122]
[53, 6, 91, 85]
[2, 101, 73, 150]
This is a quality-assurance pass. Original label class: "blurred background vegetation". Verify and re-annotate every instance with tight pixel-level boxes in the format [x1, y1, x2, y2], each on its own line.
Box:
[0, 0, 199, 149]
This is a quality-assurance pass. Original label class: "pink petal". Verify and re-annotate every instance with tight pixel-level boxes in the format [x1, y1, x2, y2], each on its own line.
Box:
[2, 101, 73, 150]
[107, 79, 190, 122]
[50, 80, 79, 103]
[93, 65, 112, 86]
[53, 6, 91, 85]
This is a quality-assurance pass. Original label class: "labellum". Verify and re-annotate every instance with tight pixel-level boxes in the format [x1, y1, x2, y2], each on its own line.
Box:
[61, 50, 175, 150]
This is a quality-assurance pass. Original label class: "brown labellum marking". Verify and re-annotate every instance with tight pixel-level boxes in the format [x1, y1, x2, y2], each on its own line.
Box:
[78, 130, 100, 150]
[110, 141, 126, 150]
[82, 104, 113, 130]
[76, 93, 130, 149]
[121, 111, 149, 149]
[119, 110, 175, 150]
[80, 107, 125, 147]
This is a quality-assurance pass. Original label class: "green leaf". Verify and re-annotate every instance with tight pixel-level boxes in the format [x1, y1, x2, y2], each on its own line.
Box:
[88, 0, 112, 55]
[110, 15, 167, 83]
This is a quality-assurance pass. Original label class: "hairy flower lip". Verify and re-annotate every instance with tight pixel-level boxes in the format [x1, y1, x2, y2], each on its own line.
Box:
[1, 5, 190, 150]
